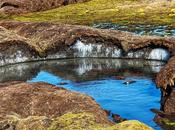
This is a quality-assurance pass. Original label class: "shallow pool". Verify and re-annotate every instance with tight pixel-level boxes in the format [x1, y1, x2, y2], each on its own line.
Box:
[0, 58, 165, 129]
[93, 23, 175, 37]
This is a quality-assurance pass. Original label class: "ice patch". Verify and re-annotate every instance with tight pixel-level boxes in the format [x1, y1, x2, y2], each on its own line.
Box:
[148, 48, 170, 61]
[72, 40, 122, 58]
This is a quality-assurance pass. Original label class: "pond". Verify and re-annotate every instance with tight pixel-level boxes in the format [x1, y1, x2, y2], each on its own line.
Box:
[0, 58, 166, 130]
[93, 23, 175, 37]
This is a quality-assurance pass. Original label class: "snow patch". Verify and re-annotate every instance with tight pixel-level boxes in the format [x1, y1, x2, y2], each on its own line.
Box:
[148, 48, 170, 61]
[72, 40, 122, 58]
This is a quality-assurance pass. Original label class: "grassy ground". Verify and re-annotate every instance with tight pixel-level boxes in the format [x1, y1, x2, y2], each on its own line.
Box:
[1, 0, 175, 26]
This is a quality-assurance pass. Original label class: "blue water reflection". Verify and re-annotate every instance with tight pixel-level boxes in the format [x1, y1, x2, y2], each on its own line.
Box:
[29, 71, 161, 130]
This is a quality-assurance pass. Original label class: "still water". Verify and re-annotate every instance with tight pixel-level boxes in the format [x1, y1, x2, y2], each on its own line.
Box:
[0, 58, 165, 129]
[93, 23, 175, 37]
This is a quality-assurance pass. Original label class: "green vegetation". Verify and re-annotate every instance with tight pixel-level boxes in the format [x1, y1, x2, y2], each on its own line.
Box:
[1, 112, 153, 130]
[160, 118, 175, 126]
[2, 0, 175, 26]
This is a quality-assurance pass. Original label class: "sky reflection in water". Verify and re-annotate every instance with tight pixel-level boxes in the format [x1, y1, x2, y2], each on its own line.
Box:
[29, 70, 161, 130]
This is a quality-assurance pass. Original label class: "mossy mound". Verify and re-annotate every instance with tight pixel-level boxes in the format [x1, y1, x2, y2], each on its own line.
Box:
[111, 120, 154, 130]
[0, 112, 153, 130]
[48, 112, 105, 130]
[3, 0, 175, 26]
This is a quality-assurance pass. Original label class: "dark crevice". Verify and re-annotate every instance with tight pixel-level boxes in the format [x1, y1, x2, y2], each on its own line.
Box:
[160, 86, 173, 111]
[0, 2, 19, 8]
[63, 0, 69, 6]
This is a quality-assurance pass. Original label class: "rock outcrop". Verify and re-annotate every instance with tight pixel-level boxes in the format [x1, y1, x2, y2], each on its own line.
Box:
[0, 0, 90, 14]
[0, 81, 153, 130]
[0, 81, 111, 125]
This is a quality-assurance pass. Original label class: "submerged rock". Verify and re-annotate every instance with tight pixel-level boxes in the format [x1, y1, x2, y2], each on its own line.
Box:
[114, 76, 126, 80]
[0, 0, 90, 15]
[112, 113, 127, 123]
[57, 82, 68, 85]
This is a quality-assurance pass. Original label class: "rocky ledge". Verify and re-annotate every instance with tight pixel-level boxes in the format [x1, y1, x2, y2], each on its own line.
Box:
[0, 21, 175, 91]
[0, 0, 90, 15]
[0, 81, 152, 130]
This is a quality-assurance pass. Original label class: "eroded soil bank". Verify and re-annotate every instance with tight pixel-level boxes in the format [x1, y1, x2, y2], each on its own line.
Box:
[0, 21, 174, 90]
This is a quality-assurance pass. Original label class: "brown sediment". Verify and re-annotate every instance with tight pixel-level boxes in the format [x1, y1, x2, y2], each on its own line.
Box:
[0, 21, 175, 92]
[0, 0, 90, 15]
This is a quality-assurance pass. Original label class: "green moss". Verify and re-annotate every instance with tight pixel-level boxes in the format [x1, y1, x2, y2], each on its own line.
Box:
[16, 116, 51, 130]
[0, 113, 153, 130]
[1, 0, 173, 26]
[161, 118, 175, 126]
[48, 113, 153, 130]
[48, 112, 105, 130]
[112, 120, 153, 130]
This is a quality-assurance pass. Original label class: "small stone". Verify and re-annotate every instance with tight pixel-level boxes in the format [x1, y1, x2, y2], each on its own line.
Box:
[112, 113, 127, 123]
[58, 82, 68, 85]
[123, 80, 136, 85]
[104, 109, 111, 116]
